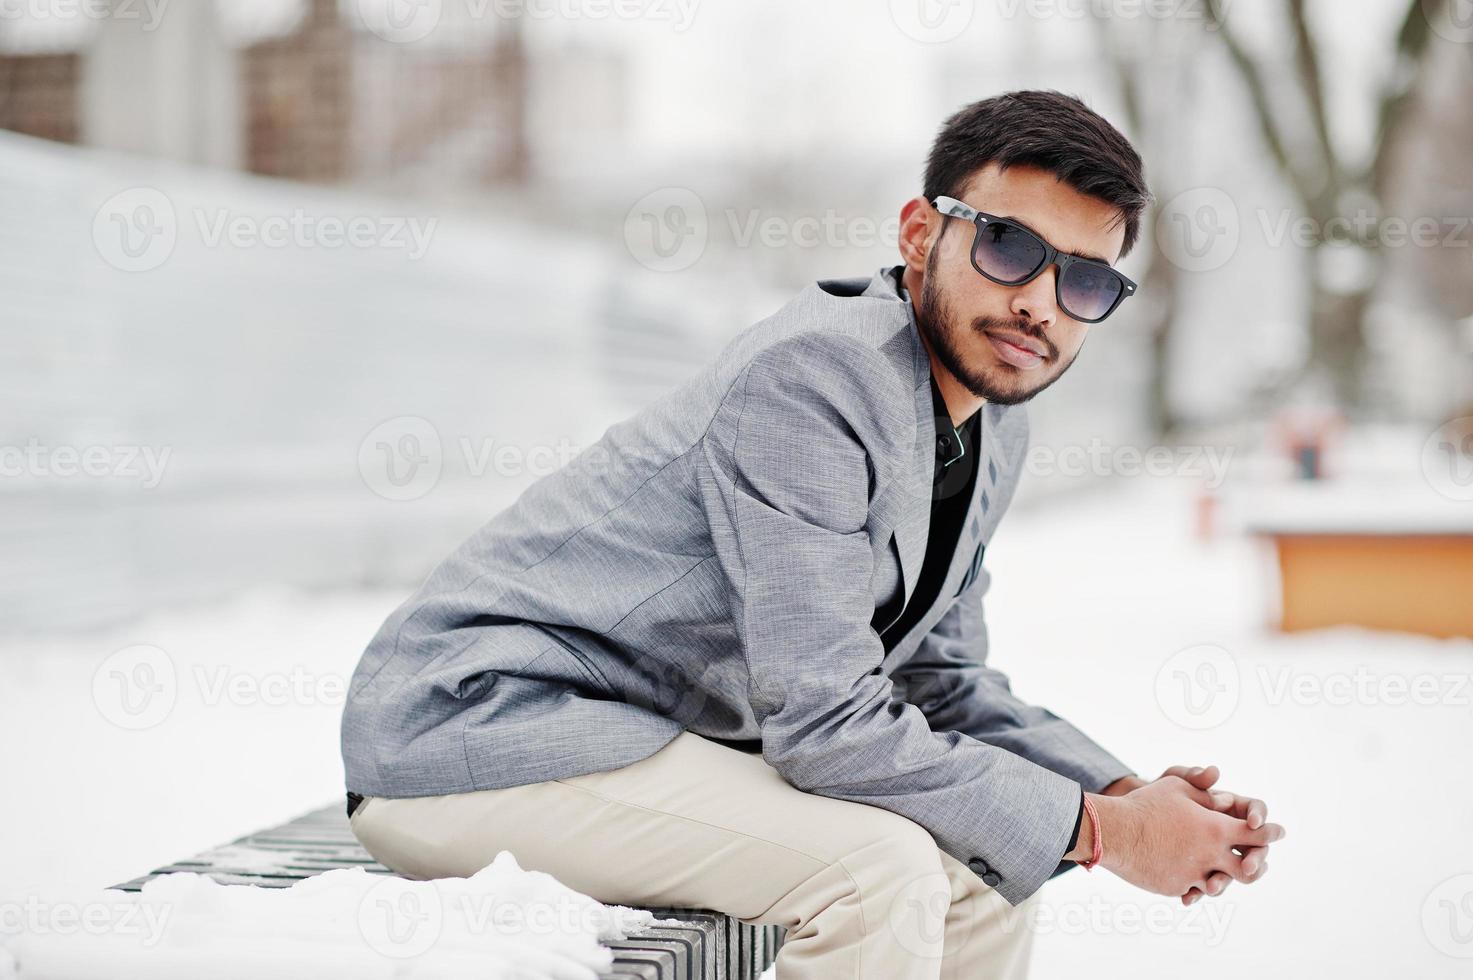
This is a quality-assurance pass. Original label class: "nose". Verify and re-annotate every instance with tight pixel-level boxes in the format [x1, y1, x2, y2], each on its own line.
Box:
[1008, 264, 1060, 330]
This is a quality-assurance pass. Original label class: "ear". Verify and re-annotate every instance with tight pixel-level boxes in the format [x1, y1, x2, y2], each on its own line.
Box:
[898, 196, 936, 278]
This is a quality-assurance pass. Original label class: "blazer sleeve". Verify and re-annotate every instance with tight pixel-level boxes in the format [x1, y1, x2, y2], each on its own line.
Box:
[892, 564, 1137, 794]
[697, 333, 1083, 906]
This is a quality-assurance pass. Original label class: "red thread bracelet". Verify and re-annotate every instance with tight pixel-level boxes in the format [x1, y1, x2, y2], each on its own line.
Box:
[1080, 794, 1103, 871]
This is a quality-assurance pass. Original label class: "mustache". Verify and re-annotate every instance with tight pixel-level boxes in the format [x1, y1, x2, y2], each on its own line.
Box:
[973, 316, 1057, 360]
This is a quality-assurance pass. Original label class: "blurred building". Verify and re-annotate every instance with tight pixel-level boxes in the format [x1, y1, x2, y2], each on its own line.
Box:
[0, 0, 539, 187]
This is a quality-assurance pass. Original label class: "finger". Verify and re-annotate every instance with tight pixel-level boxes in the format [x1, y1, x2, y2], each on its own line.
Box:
[1175, 780, 1219, 810]
[1204, 870, 1233, 896]
[1183, 887, 1203, 906]
[1237, 845, 1269, 881]
[1212, 792, 1269, 828]
[1213, 850, 1249, 884]
[1162, 764, 1220, 791]
[1235, 821, 1286, 847]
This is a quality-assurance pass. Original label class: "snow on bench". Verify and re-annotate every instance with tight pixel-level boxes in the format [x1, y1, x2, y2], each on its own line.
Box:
[109, 804, 784, 979]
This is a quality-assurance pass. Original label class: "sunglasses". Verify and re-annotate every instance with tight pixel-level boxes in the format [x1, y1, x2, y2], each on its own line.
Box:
[932, 195, 1137, 323]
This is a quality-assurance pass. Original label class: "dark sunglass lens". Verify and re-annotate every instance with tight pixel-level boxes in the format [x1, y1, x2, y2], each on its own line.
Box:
[973, 221, 1046, 284]
[1060, 263, 1124, 321]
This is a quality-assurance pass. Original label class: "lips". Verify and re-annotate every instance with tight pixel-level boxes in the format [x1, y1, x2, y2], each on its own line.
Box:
[984, 331, 1047, 369]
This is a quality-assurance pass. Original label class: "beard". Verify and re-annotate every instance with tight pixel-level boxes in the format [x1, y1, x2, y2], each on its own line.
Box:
[914, 248, 1080, 406]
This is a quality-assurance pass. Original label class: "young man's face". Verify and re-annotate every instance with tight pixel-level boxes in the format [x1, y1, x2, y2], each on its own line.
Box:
[905, 162, 1129, 405]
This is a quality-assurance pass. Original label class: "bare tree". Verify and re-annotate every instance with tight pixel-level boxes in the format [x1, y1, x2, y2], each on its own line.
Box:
[1204, 0, 1446, 411]
[1091, 15, 1204, 437]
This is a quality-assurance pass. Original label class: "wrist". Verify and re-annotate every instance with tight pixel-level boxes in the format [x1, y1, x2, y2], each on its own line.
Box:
[1067, 792, 1136, 872]
[1066, 793, 1100, 863]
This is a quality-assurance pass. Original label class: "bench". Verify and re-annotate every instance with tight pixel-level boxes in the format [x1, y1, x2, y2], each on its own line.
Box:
[113, 804, 785, 979]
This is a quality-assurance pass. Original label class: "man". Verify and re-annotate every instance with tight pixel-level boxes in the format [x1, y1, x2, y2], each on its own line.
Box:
[341, 90, 1285, 979]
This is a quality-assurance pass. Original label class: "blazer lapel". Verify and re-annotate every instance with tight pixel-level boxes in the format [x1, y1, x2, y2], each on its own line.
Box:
[890, 375, 936, 612]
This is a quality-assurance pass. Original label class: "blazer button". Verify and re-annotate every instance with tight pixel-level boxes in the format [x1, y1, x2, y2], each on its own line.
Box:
[967, 857, 989, 876]
[981, 872, 1002, 888]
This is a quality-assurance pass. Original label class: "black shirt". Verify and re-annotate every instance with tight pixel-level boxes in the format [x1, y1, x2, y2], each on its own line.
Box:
[877, 367, 1088, 861]
[876, 371, 982, 653]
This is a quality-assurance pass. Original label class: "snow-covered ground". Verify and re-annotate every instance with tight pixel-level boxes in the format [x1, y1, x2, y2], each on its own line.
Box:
[3, 474, 1471, 976]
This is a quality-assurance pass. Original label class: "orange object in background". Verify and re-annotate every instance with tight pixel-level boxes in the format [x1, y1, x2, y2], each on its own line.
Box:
[1268, 532, 1473, 638]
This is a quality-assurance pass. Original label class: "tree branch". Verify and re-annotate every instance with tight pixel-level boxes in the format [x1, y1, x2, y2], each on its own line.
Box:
[1204, 0, 1314, 204]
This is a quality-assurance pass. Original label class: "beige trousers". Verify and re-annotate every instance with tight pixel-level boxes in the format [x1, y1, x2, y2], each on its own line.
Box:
[350, 730, 1038, 979]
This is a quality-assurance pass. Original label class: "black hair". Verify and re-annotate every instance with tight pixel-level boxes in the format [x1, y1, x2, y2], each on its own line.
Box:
[923, 90, 1151, 258]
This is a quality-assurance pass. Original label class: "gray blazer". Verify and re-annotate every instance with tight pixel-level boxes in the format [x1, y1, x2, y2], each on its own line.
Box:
[341, 265, 1133, 905]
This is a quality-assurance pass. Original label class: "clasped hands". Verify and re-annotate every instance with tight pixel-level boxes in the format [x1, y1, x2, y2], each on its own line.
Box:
[1083, 765, 1286, 906]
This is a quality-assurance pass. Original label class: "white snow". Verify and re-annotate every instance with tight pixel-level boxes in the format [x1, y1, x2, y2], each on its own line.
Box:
[2, 852, 673, 979]
[2, 474, 1470, 977]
